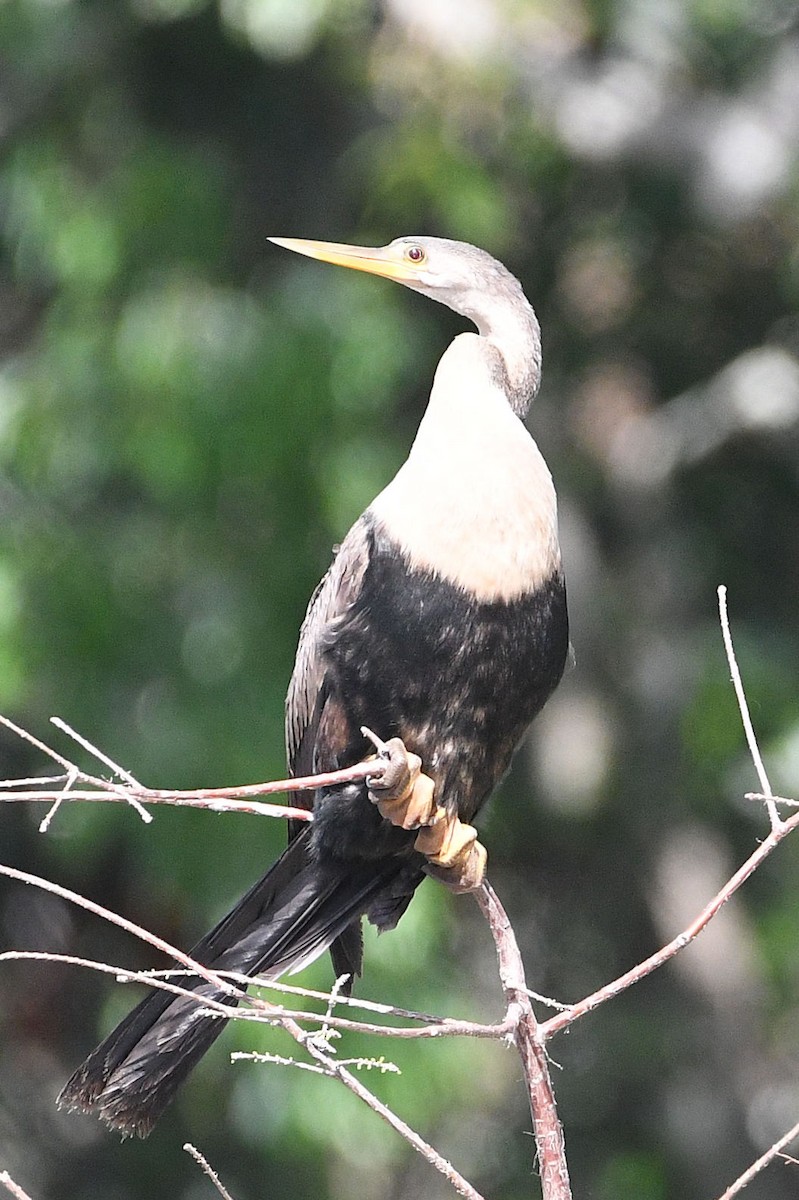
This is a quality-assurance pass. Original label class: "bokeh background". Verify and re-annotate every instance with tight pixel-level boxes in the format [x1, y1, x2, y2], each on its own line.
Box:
[2, 1, 799, 1197]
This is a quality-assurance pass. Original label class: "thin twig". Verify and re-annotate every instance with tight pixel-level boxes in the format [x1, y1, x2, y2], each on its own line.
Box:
[0, 789, 313, 822]
[544, 590, 799, 1040]
[716, 1117, 799, 1199]
[39, 766, 78, 833]
[0, 714, 150, 819]
[279, 1013, 487, 1200]
[717, 585, 780, 830]
[0, 863, 240, 1000]
[168, 967, 462, 1026]
[232, 1050, 333, 1076]
[523, 987, 571, 1011]
[236, 1005, 509, 1041]
[0, 774, 66, 787]
[746, 791, 798, 808]
[184, 1144, 237, 1200]
[232, 1049, 401, 1075]
[51, 716, 144, 789]
[0, 950, 240, 1018]
[0, 713, 82, 774]
[543, 810, 799, 1039]
[0, 1172, 35, 1200]
[0, 711, 378, 798]
[0, 711, 392, 829]
[49, 717, 152, 821]
[2, 947, 509, 1041]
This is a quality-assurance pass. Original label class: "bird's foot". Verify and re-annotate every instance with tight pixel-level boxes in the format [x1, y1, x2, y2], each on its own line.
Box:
[361, 727, 487, 891]
[362, 727, 437, 830]
[415, 811, 487, 893]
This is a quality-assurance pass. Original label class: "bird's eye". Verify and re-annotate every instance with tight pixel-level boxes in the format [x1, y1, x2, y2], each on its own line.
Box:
[405, 245, 426, 264]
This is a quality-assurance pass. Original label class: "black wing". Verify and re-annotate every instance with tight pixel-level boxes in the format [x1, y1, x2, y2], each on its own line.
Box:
[285, 517, 372, 780]
[284, 517, 375, 981]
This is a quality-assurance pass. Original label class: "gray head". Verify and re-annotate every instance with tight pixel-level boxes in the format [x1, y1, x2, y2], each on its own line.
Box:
[269, 234, 542, 415]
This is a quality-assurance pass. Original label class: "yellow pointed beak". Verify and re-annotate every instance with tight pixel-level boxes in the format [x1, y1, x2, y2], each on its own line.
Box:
[268, 237, 423, 284]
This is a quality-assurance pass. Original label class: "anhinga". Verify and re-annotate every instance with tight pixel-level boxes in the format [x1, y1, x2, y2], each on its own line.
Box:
[59, 236, 569, 1136]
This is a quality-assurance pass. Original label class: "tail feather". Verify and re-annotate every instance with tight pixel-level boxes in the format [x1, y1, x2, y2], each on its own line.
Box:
[329, 922, 364, 986]
[58, 831, 404, 1136]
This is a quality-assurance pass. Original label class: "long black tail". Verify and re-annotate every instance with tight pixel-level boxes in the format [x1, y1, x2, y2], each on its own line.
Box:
[58, 831, 402, 1137]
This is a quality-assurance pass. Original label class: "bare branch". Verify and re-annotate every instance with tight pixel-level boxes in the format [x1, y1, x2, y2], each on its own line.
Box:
[8, 599, 794, 1200]
[0, 788, 314, 822]
[184, 1144, 237, 1200]
[0, 710, 403, 826]
[0, 775, 66, 787]
[542, 591, 799, 1041]
[716, 1117, 799, 1200]
[38, 766, 79, 833]
[232, 1050, 331, 1076]
[717, 585, 780, 830]
[0, 864, 487, 1197]
[232, 1049, 401, 1075]
[543, 809, 799, 1039]
[475, 881, 572, 1200]
[522, 987, 571, 1011]
[746, 791, 798, 808]
[3, 947, 509, 1042]
[0, 950, 241, 1019]
[0, 862, 241, 1000]
[0, 713, 82, 774]
[228, 972, 462, 1025]
[0, 714, 152, 821]
[51, 715, 144, 789]
[278, 1011, 487, 1200]
[0, 1172, 35, 1200]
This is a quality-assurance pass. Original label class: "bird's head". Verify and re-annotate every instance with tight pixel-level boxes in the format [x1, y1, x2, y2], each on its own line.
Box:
[269, 235, 541, 414]
[268, 235, 526, 332]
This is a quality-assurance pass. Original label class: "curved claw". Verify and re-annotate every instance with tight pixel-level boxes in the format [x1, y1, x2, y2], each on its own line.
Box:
[359, 731, 487, 885]
[366, 735, 421, 801]
[363, 730, 437, 830]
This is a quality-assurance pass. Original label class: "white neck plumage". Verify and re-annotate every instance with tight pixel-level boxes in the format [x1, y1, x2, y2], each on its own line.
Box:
[369, 325, 560, 604]
[440, 269, 542, 419]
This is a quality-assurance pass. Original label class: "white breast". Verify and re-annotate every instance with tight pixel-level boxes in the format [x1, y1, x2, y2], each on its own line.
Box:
[369, 334, 560, 603]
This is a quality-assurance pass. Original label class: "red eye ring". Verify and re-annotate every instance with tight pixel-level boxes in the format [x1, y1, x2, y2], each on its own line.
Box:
[406, 245, 425, 263]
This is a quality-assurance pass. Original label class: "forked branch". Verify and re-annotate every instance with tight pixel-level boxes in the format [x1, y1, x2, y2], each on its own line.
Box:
[0, 711, 380, 828]
[1, 585, 797, 1199]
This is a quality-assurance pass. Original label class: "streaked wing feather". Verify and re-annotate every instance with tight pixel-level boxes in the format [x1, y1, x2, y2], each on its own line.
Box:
[285, 517, 372, 780]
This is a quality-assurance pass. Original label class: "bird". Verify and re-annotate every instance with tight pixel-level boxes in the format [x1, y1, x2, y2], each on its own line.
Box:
[58, 235, 569, 1137]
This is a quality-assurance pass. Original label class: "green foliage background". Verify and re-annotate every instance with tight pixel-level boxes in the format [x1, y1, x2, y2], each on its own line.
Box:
[2, 1, 799, 1197]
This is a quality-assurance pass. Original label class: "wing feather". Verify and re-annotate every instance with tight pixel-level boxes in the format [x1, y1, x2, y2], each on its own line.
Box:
[284, 517, 372, 781]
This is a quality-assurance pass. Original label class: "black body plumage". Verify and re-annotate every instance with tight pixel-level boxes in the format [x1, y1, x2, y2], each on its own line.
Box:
[58, 234, 569, 1137]
[311, 514, 568, 866]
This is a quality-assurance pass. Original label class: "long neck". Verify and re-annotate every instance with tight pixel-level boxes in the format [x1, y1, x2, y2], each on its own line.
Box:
[479, 300, 541, 419]
[469, 282, 542, 419]
[369, 331, 560, 603]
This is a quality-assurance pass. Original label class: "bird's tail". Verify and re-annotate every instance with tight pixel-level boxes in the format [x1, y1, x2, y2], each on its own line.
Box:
[58, 831, 401, 1137]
